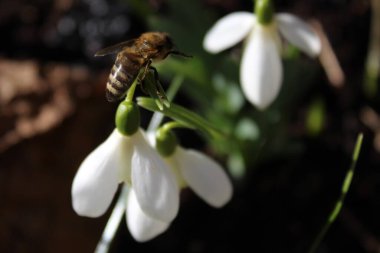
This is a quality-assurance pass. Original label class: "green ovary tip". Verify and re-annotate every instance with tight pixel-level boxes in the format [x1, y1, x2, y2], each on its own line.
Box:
[115, 101, 140, 136]
[155, 127, 178, 157]
[255, 0, 274, 25]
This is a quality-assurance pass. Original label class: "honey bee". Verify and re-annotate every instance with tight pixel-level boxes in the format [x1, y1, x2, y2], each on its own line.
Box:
[95, 32, 189, 102]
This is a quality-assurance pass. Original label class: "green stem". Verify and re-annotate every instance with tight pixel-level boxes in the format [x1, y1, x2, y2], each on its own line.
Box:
[138, 97, 224, 140]
[307, 133, 364, 253]
[94, 186, 128, 253]
[162, 121, 195, 131]
[125, 78, 139, 102]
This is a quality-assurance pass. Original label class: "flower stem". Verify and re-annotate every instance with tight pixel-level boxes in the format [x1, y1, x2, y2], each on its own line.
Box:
[307, 133, 364, 253]
[125, 78, 139, 102]
[162, 121, 194, 131]
[138, 97, 224, 140]
[94, 186, 129, 253]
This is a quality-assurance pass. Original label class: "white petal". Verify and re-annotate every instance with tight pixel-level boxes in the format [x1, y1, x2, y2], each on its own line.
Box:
[164, 155, 187, 188]
[276, 13, 321, 57]
[144, 130, 156, 146]
[240, 25, 282, 109]
[176, 148, 233, 208]
[127, 189, 170, 242]
[131, 130, 179, 222]
[71, 130, 122, 217]
[203, 12, 255, 54]
[117, 136, 133, 184]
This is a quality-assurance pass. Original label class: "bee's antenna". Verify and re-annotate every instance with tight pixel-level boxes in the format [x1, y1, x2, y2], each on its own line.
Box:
[169, 50, 192, 58]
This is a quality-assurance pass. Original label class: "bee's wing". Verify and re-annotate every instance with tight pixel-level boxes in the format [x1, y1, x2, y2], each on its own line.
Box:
[94, 39, 136, 57]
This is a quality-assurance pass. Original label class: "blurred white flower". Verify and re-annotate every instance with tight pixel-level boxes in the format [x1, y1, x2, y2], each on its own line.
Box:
[203, 12, 321, 109]
[71, 129, 179, 242]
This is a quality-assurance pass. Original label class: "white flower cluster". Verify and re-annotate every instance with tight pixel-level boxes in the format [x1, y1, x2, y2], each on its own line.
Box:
[71, 128, 232, 242]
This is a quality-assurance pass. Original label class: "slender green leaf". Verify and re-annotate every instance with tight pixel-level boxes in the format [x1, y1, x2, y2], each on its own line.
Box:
[308, 133, 364, 253]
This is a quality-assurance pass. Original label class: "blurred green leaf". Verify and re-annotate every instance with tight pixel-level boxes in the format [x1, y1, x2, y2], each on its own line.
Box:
[306, 98, 326, 136]
[235, 118, 260, 141]
[228, 151, 246, 179]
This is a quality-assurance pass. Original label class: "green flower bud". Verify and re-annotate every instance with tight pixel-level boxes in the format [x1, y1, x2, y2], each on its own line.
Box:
[115, 101, 140, 136]
[255, 0, 274, 25]
[155, 127, 178, 157]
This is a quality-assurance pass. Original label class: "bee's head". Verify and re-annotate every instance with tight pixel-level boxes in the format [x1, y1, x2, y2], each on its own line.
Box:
[141, 32, 191, 61]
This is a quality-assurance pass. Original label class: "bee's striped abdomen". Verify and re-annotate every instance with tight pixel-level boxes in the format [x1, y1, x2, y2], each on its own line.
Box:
[105, 58, 138, 102]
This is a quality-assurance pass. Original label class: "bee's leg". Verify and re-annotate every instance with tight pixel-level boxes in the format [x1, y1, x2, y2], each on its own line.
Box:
[148, 66, 159, 81]
[139, 80, 148, 94]
[140, 60, 152, 82]
[148, 67, 163, 97]
[149, 66, 169, 106]
[136, 61, 152, 94]
[134, 77, 146, 95]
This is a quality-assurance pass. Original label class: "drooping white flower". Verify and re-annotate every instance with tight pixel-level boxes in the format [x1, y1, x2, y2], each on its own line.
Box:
[71, 128, 179, 241]
[129, 129, 233, 240]
[203, 11, 321, 109]
[164, 147, 233, 208]
[132, 144, 233, 240]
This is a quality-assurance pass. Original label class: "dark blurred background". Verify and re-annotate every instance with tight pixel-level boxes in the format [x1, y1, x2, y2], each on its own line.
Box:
[0, 0, 379, 252]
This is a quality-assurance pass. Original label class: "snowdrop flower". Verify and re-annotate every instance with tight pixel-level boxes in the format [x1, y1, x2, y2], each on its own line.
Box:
[71, 102, 179, 242]
[203, 0, 321, 109]
[122, 124, 232, 240]
[135, 126, 232, 240]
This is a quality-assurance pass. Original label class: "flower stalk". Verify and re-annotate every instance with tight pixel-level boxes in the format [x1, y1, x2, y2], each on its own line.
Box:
[125, 77, 139, 102]
[94, 186, 128, 253]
